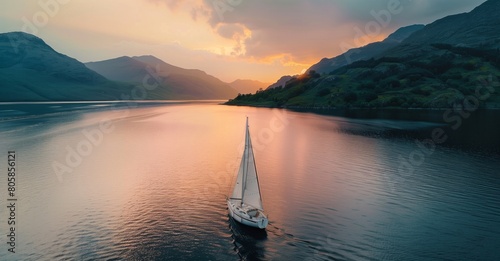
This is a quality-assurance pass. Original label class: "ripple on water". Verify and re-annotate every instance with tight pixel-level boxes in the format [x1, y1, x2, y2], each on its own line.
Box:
[1, 104, 499, 260]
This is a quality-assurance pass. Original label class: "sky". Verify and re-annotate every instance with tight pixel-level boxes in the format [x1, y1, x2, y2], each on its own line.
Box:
[0, 0, 487, 83]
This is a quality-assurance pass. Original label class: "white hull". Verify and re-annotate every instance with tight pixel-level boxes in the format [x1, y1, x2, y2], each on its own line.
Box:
[227, 199, 268, 229]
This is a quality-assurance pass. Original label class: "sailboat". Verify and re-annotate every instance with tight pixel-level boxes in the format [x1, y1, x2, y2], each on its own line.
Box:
[227, 118, 269, 229]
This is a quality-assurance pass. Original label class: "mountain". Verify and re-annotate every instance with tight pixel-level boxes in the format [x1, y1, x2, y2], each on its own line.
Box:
[307, 24, 424, 74]
[387, 0, 500, 57]
[0, 32, 237, 101]
[86, 55, 238, 99]
[228, 79, 270, 94]
[267, 75, 295, 89]
[226, 0, 500, 109]
[0, 32, 129, 101]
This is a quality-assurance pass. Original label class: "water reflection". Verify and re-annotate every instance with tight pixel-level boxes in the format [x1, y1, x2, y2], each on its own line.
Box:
[0, 102, 499, 260]
[229, 217, 268, 260]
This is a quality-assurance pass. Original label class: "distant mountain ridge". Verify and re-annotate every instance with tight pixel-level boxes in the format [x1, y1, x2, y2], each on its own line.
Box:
[228, 79, 270, 94]
[0, 32, 129, 101]
[387, 0, 500, 57]
[86, 55, 238, 100]
[227, 0, 500, 109]
[271, 25, 425, 91]
[267, 75, 295, 90]
[0, 32, 240, 101]
[307, 24, 424, 75]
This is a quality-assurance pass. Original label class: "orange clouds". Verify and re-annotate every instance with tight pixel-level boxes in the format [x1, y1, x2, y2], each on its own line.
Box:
[215, 23, 251, 55]
[0, 0, 487, 83]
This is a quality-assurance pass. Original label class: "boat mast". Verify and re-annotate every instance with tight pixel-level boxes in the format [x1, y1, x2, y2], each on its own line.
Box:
[249, 129, 264, 210]
[241, 117, 249, 206]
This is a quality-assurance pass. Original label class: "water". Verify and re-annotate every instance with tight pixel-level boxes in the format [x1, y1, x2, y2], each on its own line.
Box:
[0, 102, 499, 260]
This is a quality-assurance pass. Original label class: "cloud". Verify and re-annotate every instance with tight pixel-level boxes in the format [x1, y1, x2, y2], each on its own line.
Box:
[147, 0, 211, 21]
[140, 0, 486, 67]
[147, 0, 185, 10]
[208, 1, 349, 64]
[215, 23, 245, 39]
[214, 23, 250, 55]
[147, 0, 204, 10]
[1, 0, 486, 83]
[202, 1, 378, 64]
[197, 0, 485, 64]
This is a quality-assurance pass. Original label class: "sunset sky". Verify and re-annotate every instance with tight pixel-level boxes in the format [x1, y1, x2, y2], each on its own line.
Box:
[0, 0, 486, 83]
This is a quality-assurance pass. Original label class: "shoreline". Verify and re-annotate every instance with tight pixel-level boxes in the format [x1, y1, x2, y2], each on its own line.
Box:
[224, 102, 500, 155]
[223, 102, 500, 123]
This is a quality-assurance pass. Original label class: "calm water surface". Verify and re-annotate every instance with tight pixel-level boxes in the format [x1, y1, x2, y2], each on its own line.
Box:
[0, 102, 499, 260]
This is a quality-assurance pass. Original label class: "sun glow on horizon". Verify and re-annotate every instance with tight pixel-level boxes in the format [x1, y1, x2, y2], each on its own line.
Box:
[0, 0, 485, 83]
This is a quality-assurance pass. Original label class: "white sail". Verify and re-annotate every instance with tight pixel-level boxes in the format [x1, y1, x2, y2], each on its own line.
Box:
[227, 117, 268, 229]
[230, 153, 245, 201]
[241, 121, 264, 210]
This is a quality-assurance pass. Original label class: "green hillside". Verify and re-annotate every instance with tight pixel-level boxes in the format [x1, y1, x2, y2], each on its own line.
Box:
[227, 0, 500, 110]
[227, 45, 500, 109]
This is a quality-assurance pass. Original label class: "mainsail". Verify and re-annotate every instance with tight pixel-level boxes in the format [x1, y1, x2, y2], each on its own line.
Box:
[230, 152, 245, 201]
[230, 118, 264, 210]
